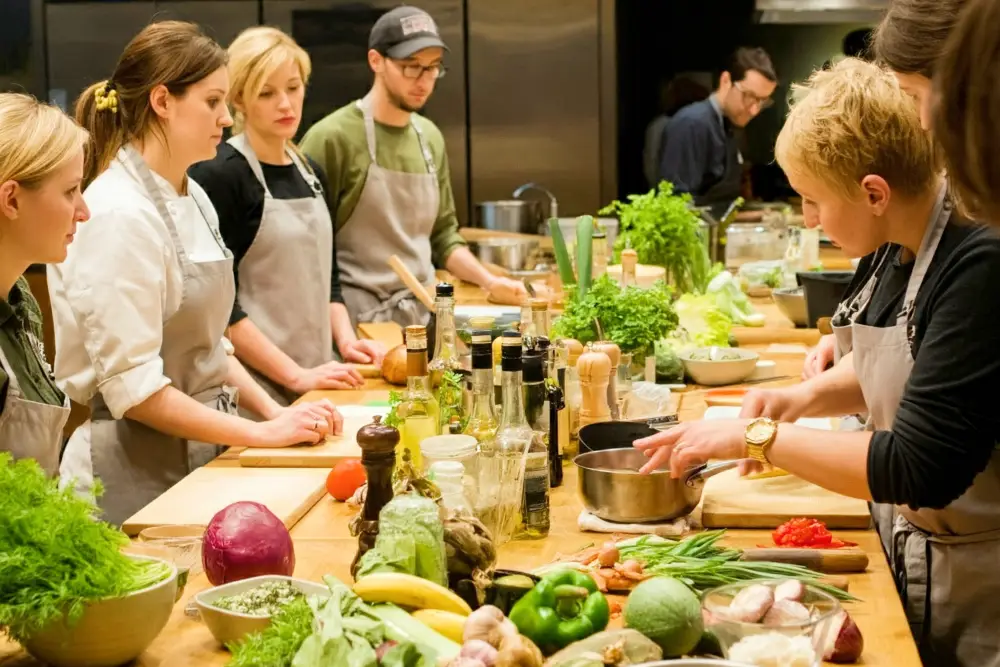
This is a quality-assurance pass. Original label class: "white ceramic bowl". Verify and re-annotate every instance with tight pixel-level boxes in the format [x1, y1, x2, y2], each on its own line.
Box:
[195, 575, 331, 646]
[22, 555, 178, 667]
[680, 347, 760, 386]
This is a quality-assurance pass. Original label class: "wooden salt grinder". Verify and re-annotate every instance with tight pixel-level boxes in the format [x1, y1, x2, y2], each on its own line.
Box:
[577, 345, 613, 428]
[593, 341, 621, 420]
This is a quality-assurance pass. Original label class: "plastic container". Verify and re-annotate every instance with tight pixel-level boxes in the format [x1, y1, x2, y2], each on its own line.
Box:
[421, 435, 479, 505]
[426, 460, 473, 512]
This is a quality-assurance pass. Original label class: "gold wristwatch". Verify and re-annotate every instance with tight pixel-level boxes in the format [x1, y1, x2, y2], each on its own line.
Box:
[745, 417, 778, 463]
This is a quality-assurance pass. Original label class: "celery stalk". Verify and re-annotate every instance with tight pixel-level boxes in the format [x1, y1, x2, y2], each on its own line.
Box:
[575, 215, 594, 299]
[548, 218, 577, 287]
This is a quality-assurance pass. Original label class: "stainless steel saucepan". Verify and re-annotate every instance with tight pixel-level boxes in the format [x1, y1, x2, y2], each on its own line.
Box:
[574, 448, 738, 523]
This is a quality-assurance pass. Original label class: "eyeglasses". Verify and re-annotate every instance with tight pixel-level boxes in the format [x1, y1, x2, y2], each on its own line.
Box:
[734, 81, 773, 110]
[391, 59, 447, 80]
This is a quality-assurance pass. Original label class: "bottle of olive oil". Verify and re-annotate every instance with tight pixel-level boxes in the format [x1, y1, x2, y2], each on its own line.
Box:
[516, 349, 550, 540]
[463, 330, 498, 445]
[428, 283, 462, 387]
[398, 325, 439, 471]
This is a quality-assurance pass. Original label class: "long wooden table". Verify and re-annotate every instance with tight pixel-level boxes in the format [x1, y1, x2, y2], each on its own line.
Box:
[0, 298, 921, 667]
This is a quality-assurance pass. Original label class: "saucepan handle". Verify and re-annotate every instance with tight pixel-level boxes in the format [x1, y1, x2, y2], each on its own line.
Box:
[684, 459, 740, 487]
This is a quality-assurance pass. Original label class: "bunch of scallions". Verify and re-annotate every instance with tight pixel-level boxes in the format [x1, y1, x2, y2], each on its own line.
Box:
[0, 454, 174, 643]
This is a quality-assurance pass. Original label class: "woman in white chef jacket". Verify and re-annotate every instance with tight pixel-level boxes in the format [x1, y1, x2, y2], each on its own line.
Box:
[47, 20, 342, 527]
[0, 93, 89, 474]
[190, 27, 386, 408]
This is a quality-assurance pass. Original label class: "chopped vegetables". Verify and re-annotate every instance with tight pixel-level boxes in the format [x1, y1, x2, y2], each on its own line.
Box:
[212, 580, 303, 617]
[727, 633, 816, 667]
[772, 518, 857, 549]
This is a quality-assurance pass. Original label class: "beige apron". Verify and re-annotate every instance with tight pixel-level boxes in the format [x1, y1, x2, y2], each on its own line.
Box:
[78, 146, 237, 526]
[336, 97, 438, 328]
[227, 134, 334, 410]
[0, 340, 70, 476]
[832, 186, 1000, 666]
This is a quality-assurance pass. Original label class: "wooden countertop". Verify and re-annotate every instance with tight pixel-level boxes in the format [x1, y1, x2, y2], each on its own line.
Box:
[1, 265, 920, 667]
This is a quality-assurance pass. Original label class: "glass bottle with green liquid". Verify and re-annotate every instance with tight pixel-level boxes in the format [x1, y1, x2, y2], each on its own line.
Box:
[397, 325, 440, 471]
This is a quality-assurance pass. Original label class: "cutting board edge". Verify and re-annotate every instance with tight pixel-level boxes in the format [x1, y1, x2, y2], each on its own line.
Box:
[701, 513, 874, 530]
[239, 451, 359, 468]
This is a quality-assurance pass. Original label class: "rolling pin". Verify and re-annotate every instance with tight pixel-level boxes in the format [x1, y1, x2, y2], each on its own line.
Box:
[740, 547, 869, 573]
[353, 364, 382, 379]
[388, 254, 435, 311]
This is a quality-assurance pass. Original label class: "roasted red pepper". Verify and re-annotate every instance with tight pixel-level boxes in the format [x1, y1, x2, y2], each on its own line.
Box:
[772, 518, 856, 549]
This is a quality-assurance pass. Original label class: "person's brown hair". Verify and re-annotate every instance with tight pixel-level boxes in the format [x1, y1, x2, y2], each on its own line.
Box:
[872, 0, 968, 77]
[933, 0, 1000, 224]
[75, 20, 227, 187]
[725, 47, 777, 84]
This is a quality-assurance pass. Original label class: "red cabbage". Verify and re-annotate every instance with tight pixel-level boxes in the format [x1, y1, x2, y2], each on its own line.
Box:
[202, 501, 295, 585]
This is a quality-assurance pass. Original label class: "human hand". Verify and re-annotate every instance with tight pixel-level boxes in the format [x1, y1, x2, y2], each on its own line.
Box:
[803, 334, 837, 379]
[485, 276, 528, 305]
[739, 386, 808, 422]
[290, 361, 364, 393]
[254, 399, 343, 447]
[633, 419, 750, 476]
[340, 338, 387, 366]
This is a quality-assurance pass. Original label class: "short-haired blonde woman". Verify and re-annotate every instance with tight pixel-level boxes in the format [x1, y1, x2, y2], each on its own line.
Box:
[632, 58, 1000, 667]
[48, 21, 341, 526]
[191, 27, 384, 409]
[0, 93, 88, 474]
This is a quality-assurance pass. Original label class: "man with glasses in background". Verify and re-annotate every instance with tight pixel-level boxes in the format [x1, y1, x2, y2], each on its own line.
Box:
[301, 6, 525, 327]
[657, 47, 777, 218]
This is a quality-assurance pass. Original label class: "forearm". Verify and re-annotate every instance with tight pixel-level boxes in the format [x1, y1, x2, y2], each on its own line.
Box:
[767, 425, 874, 500]
[444, 247, 496, 288]
[330, 302, 357, 351]
[226, 355, 282, 420]
[797, 352, 867, 417]
[124, 384, 264, 447]
[228, 318, 303, 391]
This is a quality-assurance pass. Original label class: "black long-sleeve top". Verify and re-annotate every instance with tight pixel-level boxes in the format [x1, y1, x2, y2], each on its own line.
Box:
[189, 142, 344, 326]
[843, 215, 1000, 510]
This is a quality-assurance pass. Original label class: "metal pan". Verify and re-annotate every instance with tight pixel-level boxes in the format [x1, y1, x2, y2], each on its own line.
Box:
[577, 419, 677, 455]
[574, 448, 738, 523]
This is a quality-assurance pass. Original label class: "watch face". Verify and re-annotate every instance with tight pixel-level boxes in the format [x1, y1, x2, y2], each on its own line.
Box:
[746, 419, 775, 445]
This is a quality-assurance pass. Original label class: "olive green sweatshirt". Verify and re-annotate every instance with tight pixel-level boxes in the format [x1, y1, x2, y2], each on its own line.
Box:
[0, 277, 64, 412]
[299, 102, 467, 267]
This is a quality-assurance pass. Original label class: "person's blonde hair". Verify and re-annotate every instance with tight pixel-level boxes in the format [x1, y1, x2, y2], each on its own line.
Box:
[775, 57, 938, 200]
[228, 26, 312, 135]
[0, 93, 88, 189]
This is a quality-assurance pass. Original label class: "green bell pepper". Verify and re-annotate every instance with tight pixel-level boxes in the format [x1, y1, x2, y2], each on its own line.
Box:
[508, 569, 610, 654]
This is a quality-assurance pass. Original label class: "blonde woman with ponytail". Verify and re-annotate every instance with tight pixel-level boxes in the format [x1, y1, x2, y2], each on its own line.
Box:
[0, 93, 88, 475]
[47, 21, 341, 526]
[191, 27, 382, 409]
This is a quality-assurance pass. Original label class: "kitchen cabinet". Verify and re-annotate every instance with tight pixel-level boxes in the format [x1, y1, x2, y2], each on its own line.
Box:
[152, 1, 258, 47]
[0, 0, 46, 99]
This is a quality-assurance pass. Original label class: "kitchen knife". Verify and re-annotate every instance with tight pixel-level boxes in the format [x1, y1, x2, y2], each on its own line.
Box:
[740, 547, 869, 573]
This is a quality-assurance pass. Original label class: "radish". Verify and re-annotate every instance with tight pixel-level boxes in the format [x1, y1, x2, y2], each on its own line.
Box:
[822, 610, 864, 663]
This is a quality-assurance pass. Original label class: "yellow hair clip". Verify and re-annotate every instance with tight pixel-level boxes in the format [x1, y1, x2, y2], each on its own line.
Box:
[95, 84, 119, 114]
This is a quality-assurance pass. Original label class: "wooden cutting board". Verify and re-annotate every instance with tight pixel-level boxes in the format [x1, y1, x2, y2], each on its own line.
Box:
[239, 405, 388, 468]
[700, 406, 871, 529]
[700, 468, 872, 529]
[121, 466, 329, 536]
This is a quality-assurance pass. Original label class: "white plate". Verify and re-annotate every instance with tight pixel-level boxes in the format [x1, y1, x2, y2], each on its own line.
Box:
[703, 405, 832, 430]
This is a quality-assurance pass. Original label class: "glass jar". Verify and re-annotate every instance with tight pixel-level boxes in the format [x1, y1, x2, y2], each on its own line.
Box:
[725, 222, 784, 271]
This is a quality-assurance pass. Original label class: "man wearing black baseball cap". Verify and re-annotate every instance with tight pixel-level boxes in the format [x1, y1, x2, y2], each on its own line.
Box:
[301, 5, 526, 328]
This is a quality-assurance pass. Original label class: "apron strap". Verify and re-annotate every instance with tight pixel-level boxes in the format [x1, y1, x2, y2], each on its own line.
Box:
[0, 338, 23, 400]
[898, 183, 952, 327]
[228, 134, 324, 199]
[357, 97, 436, 175]
[831, 246, 892, 326]
[357, 288, 421, 323]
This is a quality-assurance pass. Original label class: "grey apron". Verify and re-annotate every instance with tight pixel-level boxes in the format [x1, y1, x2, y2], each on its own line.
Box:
[227, 134, 334, 409]
[832, 186, 1000, 666]
[85, 145, 237, 526]
[336, 97, 438, 328]
[0, 339, 70, 476]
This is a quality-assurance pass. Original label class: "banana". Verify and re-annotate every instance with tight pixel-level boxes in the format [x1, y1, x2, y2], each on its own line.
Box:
[352, 573, 472, 616]
[411, 609, 466, 643]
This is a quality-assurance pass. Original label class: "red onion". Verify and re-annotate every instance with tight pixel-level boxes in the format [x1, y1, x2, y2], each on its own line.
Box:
[202, 501, 295, 585]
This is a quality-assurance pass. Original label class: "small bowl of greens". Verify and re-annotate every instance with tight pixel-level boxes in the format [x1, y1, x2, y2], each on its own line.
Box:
[679, 347, 759, 386]
[195, 575, 331, 646]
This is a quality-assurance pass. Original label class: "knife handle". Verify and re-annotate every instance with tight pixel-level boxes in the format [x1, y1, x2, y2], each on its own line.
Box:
[741, 548, 869, 573]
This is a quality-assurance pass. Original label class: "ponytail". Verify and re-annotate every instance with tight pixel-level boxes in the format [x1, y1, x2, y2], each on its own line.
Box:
[75, 80, 126, 188]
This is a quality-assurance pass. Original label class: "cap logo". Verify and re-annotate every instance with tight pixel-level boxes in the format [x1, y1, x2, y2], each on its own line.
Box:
[400, 14, 437, 36]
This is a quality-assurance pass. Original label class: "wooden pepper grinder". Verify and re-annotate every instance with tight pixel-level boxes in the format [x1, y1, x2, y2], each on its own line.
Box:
[350, 415, 399, 577]
[621, 248, 638, 287]
[577, 344, 613, 428]
[593, 341, 621, 420]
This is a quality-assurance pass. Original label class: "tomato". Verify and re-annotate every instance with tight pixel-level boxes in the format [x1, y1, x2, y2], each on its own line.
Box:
[773, 517, 834, 548]
[326, 460, 367, 501]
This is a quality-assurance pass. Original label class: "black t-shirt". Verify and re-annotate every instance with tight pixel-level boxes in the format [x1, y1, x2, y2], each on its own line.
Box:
[841, 215, 1000, 510]
[189, 142, 344, 326]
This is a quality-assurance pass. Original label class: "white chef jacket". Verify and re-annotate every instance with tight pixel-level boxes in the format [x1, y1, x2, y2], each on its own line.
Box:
[48, 146, 233, 421]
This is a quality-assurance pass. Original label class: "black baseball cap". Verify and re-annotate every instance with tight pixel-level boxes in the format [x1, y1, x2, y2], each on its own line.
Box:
[369, 5, 449, 59]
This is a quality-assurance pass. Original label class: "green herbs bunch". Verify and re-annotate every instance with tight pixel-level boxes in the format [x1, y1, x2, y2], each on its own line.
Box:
[602, 182, 715, 294]
[0, 454, 172, 642]
[551, 274, 678, 356]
